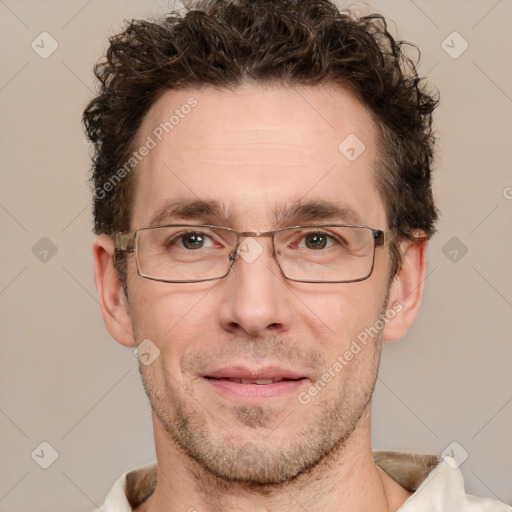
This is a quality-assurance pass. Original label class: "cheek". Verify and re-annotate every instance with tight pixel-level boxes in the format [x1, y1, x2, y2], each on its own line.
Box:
[298, 282, 387, 348]
[128, 279, 221, 355]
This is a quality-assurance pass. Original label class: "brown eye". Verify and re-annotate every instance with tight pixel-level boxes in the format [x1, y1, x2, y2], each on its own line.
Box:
[180, 232, 208, 250]
[303, 232, 329, 250]
[163, 231, 216, 251]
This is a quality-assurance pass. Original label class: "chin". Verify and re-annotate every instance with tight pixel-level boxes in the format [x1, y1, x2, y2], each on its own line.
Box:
[159, 396, 362, 488]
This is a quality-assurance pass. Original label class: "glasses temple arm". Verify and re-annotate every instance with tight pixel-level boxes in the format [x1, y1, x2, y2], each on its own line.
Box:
[114, 233, 134, 252]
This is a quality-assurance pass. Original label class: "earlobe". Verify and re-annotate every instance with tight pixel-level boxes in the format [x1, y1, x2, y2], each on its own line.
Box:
[93, 235, 135, 347]
[383, 235, 429, 343]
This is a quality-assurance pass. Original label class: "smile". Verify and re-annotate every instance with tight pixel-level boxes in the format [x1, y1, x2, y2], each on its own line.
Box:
[216, 378, 296, 385]
[203, 367, 309, 401]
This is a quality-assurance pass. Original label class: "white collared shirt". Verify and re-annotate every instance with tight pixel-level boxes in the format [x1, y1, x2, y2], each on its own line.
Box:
[98, 452, 511, 511]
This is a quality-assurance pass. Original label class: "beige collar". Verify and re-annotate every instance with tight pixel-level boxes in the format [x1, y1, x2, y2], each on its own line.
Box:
[124, 451, 440, 509]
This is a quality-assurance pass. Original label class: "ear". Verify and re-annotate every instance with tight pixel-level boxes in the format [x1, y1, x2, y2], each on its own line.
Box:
[383, 234, 429, 343]
[93, 235, 135, 347]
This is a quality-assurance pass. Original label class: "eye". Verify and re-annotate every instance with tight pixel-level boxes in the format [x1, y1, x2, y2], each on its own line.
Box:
[298, 231, 336, 250]
[168, 231, 216, 250]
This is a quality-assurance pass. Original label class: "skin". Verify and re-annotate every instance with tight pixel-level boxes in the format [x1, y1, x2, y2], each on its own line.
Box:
[94, 82, 428, 512]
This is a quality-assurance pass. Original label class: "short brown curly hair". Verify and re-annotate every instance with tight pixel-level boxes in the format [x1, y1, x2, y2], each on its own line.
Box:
[83, 0, 439, 281]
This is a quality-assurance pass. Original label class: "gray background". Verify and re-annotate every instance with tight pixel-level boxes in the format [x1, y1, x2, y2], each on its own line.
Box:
[0, 0, 511, 510]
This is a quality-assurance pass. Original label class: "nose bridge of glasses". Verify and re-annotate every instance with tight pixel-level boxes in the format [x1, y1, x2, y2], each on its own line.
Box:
[236, 230, 274, 238]
[227, 231, 281, 271]
[233, 230, 276, 255]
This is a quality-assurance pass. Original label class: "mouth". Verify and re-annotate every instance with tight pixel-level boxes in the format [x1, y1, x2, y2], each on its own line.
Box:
[207, 377, 299, 385]
[203, 366, 309, 401]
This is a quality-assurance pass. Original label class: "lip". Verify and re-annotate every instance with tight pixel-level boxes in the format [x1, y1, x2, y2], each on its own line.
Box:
[206, 365, 306, 380]
[203, 365, 309, 402]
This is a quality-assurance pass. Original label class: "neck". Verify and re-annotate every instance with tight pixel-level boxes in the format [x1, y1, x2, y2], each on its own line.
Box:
[136, 407, 412, 512]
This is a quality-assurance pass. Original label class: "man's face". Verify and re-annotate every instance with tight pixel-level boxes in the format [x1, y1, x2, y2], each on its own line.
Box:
[125, 83, 393, 484]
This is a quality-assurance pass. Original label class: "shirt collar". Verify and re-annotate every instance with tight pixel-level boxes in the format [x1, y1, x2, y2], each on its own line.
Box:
[101, 451, 510, 511]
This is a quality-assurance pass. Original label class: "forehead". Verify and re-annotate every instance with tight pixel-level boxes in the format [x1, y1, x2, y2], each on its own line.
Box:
[131, 82, 385, 231]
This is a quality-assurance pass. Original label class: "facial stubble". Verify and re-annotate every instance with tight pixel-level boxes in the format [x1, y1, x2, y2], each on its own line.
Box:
[135, 312, 385, 489]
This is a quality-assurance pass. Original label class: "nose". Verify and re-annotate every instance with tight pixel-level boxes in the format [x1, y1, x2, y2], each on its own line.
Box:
[217, 236, 294, 337]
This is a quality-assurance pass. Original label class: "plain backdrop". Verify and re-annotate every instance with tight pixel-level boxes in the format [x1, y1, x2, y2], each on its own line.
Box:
[0, 1, 511, 510]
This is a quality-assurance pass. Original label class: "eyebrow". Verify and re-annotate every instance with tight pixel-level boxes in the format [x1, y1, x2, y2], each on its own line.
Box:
[148, 197, 364, 228]
[274, 198, 363, 226]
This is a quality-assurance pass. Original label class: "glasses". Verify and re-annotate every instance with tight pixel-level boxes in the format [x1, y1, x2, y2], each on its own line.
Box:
[114, 224, 394, 284]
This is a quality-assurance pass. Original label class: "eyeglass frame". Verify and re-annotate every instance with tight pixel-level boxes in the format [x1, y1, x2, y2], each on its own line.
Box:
[114, 223, 396, 284]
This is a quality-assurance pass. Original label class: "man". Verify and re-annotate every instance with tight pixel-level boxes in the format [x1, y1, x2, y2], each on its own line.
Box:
[84, 0, 511, 510]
